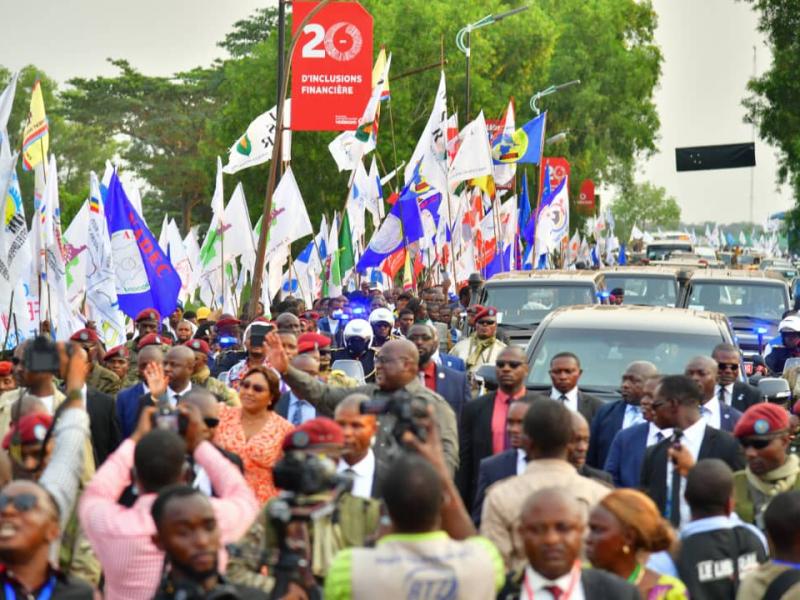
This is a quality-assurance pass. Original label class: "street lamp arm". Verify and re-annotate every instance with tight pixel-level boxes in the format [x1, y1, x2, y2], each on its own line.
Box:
[456, 5, 529, 55]
[529, 79, 581, 114]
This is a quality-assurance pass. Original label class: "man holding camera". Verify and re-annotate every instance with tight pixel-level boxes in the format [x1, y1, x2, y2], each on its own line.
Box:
[266, 333, 460, 475]
[226, 416, 382, 593]
[225, 323, 272, 391]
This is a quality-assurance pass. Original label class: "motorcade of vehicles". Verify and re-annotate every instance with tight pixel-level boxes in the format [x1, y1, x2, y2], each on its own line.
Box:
[760, 258, 797, 280]
[521, 305, 737, 402]
[601, 266, 684, 307]
[645, 239, 694, 261]
[681, 269, 790, 363]
[479, 270, 606, 346]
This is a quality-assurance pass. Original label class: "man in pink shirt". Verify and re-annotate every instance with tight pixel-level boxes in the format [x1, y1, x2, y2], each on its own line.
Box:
[78, 404, 258, 600]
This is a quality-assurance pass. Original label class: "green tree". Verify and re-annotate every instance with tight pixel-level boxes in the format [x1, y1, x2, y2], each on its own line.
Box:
[610, 181, 681, 240]
[743, 0, 800, 204]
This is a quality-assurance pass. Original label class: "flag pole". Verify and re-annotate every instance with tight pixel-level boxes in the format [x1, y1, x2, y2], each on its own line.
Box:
[2, 291, 14, 352]
[248, 0, 333, 319]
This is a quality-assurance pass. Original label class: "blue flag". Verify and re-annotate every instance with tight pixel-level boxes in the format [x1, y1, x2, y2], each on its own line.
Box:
[515, 113, 547, 164]
[105, 173, 181, 319]
[618, 243, 627, 266]
[521, 171, 539, 247]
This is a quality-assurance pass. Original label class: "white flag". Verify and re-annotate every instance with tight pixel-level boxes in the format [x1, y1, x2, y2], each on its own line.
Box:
[158, 213, 170, 253]
[0, 72, 19, 156]
[492, 100, 516, 186]
[223, 101, 290, 175]
[165, 219, 193, 304]
[366, 158, 384, 223]
[63, 201, 90, 310]
[406, 71, 448, 194]
[223, 183, 256, 272]
[86, 172, 126, 348]
[448, 111, 493, 187]
[264, 167, 313, 263]
[182, 226, 201, 299]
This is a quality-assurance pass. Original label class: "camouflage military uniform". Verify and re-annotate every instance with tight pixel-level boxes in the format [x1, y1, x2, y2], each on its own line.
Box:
[192, 367, 239, 406]
[226, 493, 382, 591]
[87, 363, 121, 396]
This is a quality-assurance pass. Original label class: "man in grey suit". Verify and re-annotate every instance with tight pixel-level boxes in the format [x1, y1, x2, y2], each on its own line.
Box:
[535, 352, 603, 425]
[499, 487, 640, 599]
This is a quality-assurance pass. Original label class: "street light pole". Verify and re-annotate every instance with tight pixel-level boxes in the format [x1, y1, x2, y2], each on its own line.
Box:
[530, 79, 581, 115]
[456, 5, 529, 122]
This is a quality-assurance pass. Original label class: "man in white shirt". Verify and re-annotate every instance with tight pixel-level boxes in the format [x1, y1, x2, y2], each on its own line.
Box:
[685, 356, 742, 433]
[541, 352, 603, 424]
[508, 487, 640, 599]
[139, 346, 196, 411]
[334, 393, 381, 499]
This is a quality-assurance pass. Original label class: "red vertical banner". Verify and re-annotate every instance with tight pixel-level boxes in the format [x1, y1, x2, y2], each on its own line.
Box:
[577, 179, 596, 214]
[291, 1, 373, 131]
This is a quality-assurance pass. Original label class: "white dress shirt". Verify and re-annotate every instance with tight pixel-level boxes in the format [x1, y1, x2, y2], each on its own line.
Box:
[700, 396, 722, 430]
[516, 448, 527, 476]
[550, 387, 579, 413]
[167, 381, 193, 407]
[337, 449, 376, 499]
[647, 423, 673, 447]
[714, 383, 733, 406]
[521, 564, 585, 600]
[666, 418, 707, 528]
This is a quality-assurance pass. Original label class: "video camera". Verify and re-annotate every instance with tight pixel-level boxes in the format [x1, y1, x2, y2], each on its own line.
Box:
[272, 450, 352, 499]
[360, 388, 429, 445]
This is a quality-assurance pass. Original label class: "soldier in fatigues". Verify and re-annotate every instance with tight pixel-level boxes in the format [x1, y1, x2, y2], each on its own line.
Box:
[69, 328, 121, 396]
[450, 306, 506, 384]
[184, 339, 239, 406]
[102, 345, 130, 383]
[123, 309, 163, 386]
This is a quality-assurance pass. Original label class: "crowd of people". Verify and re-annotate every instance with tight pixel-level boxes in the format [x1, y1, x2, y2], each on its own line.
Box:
[3, 282, 800, 599]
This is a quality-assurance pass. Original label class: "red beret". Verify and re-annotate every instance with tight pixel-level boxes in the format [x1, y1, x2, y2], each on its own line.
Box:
[3, 413, 53, 449]
[282, 417, 344, 450]
[474, 306, 498, 322]
[467, 304, 484, 314]
[0, 361, 11, 377]
[137, 333, 173, 351]
[297, 332, 332, 354]
[103, 345, 129, 361]
[734, 403, 790, 438]
[185, 339, 211, 355]
[216, 317, 241, 329]
[70, 328, 100, 344]
[135, 308, 161, 323]
[302, 311, 321, 321]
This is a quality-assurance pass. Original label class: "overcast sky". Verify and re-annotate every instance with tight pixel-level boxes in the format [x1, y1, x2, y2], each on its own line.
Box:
[0, 0, 790, 226]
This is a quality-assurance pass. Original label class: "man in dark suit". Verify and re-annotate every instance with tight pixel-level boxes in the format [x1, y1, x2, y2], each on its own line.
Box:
[457, 346, 537, 508]
[587, 361, 658, 469]
[438, 352, 465, 372]
[136, 346, 197, 416]
[500, 487, 640, 599]
[274, 354, 329, 423]
[640, 375, 745, 528]
[685, 356, 742, 433]
[712, 343, 762, 412]
[116, 345, 163, 438]
[535, 351, 603, 424]
[408, 324, 469, 420]
[334, 394, 389, 498]
[568, 411, 613, 487]
[472, 397, 532, 524]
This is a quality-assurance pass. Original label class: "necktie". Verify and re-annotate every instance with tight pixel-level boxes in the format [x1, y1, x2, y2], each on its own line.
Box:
[291, 402, 302, 426]
[545, 585, 563, 600]
[669, 431, 683, 527]
[655, 431, 664, 443]
[718, 386, 726, 405]
[559, 394, 568, 404]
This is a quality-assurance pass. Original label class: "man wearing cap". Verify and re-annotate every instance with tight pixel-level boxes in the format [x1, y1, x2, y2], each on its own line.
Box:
[450, 306, 507, 381]
[332, 319, 376, 383]
[185, 339, 239, 406]
[123, 308, 163, 386]
[0, 361, 16, 393]
[368, 307, 395, 349]
[211, 315, 246, 377]
[297, 331, 333, 380]
[102, 345, 130, 383]
[70, 328, 122, 396]
[766, 314, 800, 374]
[226, 417, 382, 590]
[175, 320, 195, 344]
[732, 403, 800, 529]
[196, 306, 212, 324]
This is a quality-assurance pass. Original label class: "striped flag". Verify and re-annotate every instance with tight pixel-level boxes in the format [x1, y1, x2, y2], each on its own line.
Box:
[21, 81, 49, 171]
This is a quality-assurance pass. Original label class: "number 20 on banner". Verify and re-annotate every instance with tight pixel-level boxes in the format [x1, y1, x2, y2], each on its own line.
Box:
[291, 1, 374, 131]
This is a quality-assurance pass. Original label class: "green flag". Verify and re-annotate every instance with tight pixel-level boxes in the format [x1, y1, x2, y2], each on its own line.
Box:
[337, 211, 355, 279]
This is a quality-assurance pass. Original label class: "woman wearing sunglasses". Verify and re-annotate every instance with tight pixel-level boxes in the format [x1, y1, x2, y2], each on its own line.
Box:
[732, 403, 798, 529]
[213, 365, 293, 503]
[586, 489, 688, 599]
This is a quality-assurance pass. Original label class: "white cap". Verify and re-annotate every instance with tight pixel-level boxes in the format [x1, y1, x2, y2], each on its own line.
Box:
[780, 315, 800, 333]
[369, 307, 394, 325]
[343, 318, 373, 341]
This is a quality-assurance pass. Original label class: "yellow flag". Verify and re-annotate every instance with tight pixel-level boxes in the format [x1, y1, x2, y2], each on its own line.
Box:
[372, 48, 391, 100]
[22, 80, 49, 171]
[402, 248, 413, 290]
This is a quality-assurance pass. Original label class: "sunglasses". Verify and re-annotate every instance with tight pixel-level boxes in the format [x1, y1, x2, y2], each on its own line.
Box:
[740, 436, 780, 450]
[203, 417, 220, 429]
[717, 363, 739, 372]
[477, 320, 496, 326]
[0, 492, 39, 513]
[496, 360, 523, 369]
[240, 381, 268, 393]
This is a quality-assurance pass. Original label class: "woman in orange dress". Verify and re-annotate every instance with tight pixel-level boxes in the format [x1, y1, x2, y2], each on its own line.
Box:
[213, 365, 294, 503]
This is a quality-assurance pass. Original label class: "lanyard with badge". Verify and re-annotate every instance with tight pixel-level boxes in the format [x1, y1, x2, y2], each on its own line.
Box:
[4, 575, 56, 600]
[523, 561, 581, 599]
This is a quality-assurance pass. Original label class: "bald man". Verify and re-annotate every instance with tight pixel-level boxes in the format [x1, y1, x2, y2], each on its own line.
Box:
[587, 361, 658, 468]
[116, 345, 164, 438]
[502, 487, 639, 599]
[567, 411, 613, 486]
[137, 346, 198, 417]
[685, 356, 742, 433]
[457, 346, 539, 508]
[267, 336, 460, 474]
[334, 394, 385, 499]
